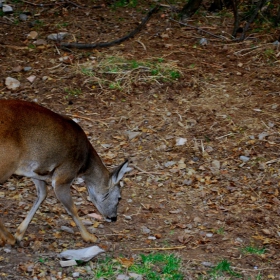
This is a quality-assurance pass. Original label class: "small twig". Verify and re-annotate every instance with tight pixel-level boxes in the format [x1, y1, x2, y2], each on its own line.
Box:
[132, 246, 186, 251]
[130, 164, 165, 175]
[215, 133, 236, 139]
[136, 40, 147, 51]
[0, 20, 13, 26]
[170, 18, 226, 40]
[71, 114, 109, 127]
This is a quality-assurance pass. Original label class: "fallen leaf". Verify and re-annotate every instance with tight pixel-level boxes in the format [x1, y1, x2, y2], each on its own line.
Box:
[117, 257, 134, 268]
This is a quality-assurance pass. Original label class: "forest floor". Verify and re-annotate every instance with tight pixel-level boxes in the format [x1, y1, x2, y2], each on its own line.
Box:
[0, 0, 280, 279]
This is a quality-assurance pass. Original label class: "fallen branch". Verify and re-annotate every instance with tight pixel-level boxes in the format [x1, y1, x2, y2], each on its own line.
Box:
[131, 246, 186, 251]
[170, 19, 227, 41]
[58, 5, 160, 49]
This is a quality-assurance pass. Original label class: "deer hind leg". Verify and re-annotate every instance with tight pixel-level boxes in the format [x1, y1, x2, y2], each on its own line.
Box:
[15, 179, 47, 242]
[0, 220, 16, 246]
[53, 179, 97, 243]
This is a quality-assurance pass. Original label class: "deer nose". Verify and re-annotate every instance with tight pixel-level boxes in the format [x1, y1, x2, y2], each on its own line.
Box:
[110, 216, 117, 222]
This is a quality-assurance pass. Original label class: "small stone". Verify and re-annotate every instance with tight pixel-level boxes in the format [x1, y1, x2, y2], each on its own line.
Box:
[141, 226, 151, 234]
[12, 66, 23, 72]
[27, 31, 38, 40]
[27, 75, 36, 83]
[23, 66, 32, 71]
[34, 39, 47, 46]
[240, 156, 250, 162]
[206, 233, 213, 238]
[128, 273, 143, 280]
[5, 77, 20, 90]
[19, 13, 28, 21]
[3, 4, 13, 13]
[72, 272, 80, 278]
[124, 215, 132, 220]
[211, 160, 220, 170]
[60, 260, 77, 267]
[61, 226, 75, 234]
[116, 274, 129, 280]
[201, 261, 214, 267]
[47, 32, 69, 41]
[199, 38, 208, 45]
[148, 236, 156, 240]
[261, 228, 271, 235]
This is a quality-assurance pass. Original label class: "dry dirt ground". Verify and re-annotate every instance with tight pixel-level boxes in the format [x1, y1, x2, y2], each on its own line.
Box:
[0, 1, 280, 279]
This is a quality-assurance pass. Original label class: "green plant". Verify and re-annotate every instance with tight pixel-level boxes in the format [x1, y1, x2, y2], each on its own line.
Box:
[38, 257, 47, 264]
[241, 245, 266, 255]
[56, 22, 69, 28]
[94, 257, 119, 279]
[209, 259, 242, 279]
[112, 0, 138, 8]
[130, 253, 184, 280]
[93, 253, 183, 279]
[215, 227, 225, 235]
[28, 44, 36, 49]
[64, 87, 82, 98]
[78, 55, 182, 94]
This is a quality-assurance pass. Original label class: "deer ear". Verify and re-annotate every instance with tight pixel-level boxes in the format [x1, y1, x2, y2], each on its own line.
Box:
[111, 160, 132, 185]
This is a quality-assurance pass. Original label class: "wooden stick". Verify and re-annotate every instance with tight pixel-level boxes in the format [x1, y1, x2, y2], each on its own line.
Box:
[131, 246, 186, 251]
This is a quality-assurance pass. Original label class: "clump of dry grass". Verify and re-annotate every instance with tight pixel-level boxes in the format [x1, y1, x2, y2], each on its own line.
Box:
[77, 55, 183, 94]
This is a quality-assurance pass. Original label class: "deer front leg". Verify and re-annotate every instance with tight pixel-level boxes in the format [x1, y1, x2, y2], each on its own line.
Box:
[15, 179, 47, 242]
[53, 182, 97, 243]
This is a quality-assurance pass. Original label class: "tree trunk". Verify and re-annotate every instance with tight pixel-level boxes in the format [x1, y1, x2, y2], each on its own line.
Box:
[180, 0, 204, 19]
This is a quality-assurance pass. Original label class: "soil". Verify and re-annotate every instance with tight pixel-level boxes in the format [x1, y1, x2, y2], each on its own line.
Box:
[0, 1, 280, 279]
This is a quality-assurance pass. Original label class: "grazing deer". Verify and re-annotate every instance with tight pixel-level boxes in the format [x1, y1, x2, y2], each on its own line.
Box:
[0, 99, 131, 245]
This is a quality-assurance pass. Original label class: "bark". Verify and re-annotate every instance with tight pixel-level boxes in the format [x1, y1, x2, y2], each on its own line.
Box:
[180, 0, 204, 19]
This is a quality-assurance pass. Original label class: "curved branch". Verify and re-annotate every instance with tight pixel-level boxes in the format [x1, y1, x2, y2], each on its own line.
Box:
[58, 5, 160, 49]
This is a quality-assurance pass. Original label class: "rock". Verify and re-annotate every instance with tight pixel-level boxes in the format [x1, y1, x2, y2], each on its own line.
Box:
[141, 226, 151, 234]
[5, 77, 20, 90]
[164, 161, 176, 167]
[129, 273, 143, 280]
[176, 137, 187, 146]
[125, 131, 141, 140]
[199, 38, 208, 46]
[23, 66, 32, 71]
[61, 226, 75, 234]
[116, 275, 129, 280]
[148, 236, 156, 240]
[59, 246, 104, 262]
[12, 66, 23, 72]
[201, 261, 214, 267]
[72, 272, 80, 278]
[124, 215, 132, 220]
[27, 75, 36, 83]
[211, 160, 220, 170]
[240, 156, 250, 162]
[59, 260, 77, 267]
[19, 13, 28, 21]
[258, 131, 269, 140]
[3, 4, 13, 13]
[47, 32, 69, 41]
[27, 31, 38, 40]
[34, 39, 47, 46]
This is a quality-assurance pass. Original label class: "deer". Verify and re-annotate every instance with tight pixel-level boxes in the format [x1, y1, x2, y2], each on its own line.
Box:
[0, 99, 131, 246]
